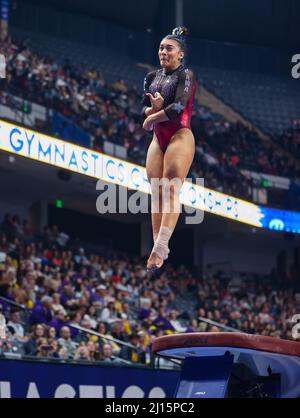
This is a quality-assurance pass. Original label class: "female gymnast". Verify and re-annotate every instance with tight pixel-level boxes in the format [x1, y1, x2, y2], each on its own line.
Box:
[142, 27, 197, 272]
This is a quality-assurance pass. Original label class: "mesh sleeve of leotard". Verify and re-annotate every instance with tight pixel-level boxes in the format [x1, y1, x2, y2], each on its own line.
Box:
[164, 68, 195, 120]
[141, 71, 156, 119]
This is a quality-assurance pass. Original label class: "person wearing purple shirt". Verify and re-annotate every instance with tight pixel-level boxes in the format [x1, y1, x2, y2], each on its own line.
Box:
[152, 315, 174, 331]
[49, 309, 66, 336]
[91, 285, 106, 307]
[185, 319, 199, 333]
[59, 282, 76, 307]
[138, 307, 151, 321]
[29, 296, 53, 325]
[152, 307, 175, 331]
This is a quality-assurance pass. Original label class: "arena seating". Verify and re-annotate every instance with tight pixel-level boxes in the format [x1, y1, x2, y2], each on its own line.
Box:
[0, 213, 298, 364]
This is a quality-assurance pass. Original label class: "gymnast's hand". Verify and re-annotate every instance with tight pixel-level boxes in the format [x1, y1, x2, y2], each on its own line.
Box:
[143, 109, 169, 130]
[143, 113, 157, 131]
[146, 92, 164, 111]
[143, 114, 156, 131]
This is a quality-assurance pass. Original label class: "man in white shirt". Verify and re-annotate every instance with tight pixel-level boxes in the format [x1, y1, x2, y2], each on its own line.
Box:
[7, 309, 26, 341]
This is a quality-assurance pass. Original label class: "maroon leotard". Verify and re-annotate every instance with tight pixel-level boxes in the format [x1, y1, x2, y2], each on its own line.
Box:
[142, 64, 196, 152]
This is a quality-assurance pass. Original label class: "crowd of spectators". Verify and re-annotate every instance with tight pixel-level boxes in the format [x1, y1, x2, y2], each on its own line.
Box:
[194, 276, 299, 340]
[274, 119, 300, 160]
[1, 35, 300, 202]
[192, 111, 300, 181]
[0, 35, 148, 163]
[0, 213, 299, 366]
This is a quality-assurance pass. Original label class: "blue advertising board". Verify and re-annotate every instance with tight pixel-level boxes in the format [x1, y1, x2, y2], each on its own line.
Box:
[0, 359, 179, 398]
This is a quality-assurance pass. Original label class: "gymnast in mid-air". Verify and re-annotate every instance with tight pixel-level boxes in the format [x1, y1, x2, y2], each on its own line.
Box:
[142, 27, 197, 272]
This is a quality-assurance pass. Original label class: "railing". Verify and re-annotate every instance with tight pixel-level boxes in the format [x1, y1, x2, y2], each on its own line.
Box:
[198, 316, 245, 333]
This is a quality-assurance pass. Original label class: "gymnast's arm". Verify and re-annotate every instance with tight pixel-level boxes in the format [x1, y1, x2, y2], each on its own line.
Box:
[148, 69, 195, 124]
[141, 71, 158, 118]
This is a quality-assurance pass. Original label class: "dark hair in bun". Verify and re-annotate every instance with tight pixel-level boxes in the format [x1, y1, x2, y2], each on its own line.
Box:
[165, 26, 188, 52]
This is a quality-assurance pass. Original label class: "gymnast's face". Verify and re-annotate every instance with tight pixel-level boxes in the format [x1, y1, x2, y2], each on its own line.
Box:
[159, 38, 184, 71]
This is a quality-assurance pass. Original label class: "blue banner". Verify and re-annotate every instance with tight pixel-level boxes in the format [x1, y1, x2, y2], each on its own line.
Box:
[0, 359, 178, 398]
[52, 111, 91, 148]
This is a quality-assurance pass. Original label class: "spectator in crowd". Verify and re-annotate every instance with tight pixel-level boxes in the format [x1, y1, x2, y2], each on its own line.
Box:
[169, 310, 186, 333]
[101, 342, 116, 363]
[45, 325, 57, 340]
[7, 308, 26, 341]
[74, 342, 91, 361]
[57, 326, 77, 358]
[29, 296, 53, 326]
[23, 323, 45, 356]
[49, 309, 67, 336]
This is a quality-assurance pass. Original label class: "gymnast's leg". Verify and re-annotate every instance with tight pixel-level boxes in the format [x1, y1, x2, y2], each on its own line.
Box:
[146, 135, 164, 244]
[147, 128, 195, 271]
